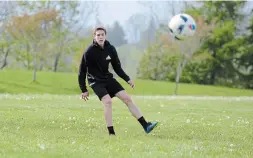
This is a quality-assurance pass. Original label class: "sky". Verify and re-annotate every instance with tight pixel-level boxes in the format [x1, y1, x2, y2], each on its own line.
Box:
[91, 1, 188, 27]
[98, 1, 147, 26]
[78, 0, 253, 35]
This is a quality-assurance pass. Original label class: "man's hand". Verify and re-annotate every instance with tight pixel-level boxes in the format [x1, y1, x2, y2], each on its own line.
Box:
[81, 91, 89, 101]
[128, 80, 135, 89]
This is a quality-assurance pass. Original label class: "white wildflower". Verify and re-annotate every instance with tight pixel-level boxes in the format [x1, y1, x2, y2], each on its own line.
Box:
[37, 144, 46, 150]
[186, 119, 190, 123]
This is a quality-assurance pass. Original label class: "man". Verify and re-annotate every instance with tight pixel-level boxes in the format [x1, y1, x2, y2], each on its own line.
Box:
[78, 26, 158, 135]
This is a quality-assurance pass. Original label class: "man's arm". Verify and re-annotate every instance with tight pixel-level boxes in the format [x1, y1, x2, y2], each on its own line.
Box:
[110, 46, 130, 82]
[78, 51, 88, 93]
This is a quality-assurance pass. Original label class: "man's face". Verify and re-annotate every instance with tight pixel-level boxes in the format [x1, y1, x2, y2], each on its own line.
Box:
[94, 30, 106, 46]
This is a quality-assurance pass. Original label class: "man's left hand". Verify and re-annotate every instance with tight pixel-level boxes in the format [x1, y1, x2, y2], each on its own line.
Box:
[128, 80, 135, 89]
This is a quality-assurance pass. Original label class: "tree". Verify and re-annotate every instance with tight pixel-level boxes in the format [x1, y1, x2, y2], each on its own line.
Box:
[170, 16, 215, 94]
[202, 21, 237, 83]
[18, 1, 97, 72]
[0, 31, 12, 70]
[137, 31, 180, 81]
[137, 14, 215, 95]
[140, 16, 157, 47]
[107, 21, 127, 47]
[125, 13, 148, 44]
[6, 10, 59, 81]
[0, 37, 12, 69]
[203, 1, 245, 24]
[75, 1, 99, 34]
[234, 16, 253, 89]
[241, 16, 253, 73]
[0, 1, 17, 69]
[199, 1, 246, 85]
[72, 35, 93, 73]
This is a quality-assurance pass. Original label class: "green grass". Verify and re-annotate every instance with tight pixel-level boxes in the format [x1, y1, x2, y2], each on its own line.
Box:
[0, 70, 252, 96]
[0, 94, 252, 157]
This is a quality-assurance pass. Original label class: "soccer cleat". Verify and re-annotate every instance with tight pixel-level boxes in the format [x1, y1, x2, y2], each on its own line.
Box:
[145, 122, 158, 134]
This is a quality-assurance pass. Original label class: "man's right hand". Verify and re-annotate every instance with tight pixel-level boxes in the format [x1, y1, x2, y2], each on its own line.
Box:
[81, 91, 89, 101]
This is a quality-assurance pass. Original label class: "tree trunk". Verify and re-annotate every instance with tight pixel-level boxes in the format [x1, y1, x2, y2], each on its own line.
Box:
[0, 49, 9, 69]
[174, 42, 189, 95]
[33, 65, 37, 82]
[174, 59, 182, 95]
[33, 49, 37, 82]
[26, 43, 30, 70]
[174, 58, 187, 95]
[53, 53, 61, 72]
[39, 61, 44, 71]
[210, 70, 217, 85]
[53, 33, 64, 72]
[210, 51, 217, 85]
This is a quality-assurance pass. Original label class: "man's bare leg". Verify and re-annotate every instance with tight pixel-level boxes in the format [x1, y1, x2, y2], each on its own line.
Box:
[116, 90, 158, 133]
[101, 94, 115, 135]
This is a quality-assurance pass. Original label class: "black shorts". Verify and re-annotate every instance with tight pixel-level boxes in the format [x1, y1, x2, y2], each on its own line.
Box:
[90, 78, 124, 100]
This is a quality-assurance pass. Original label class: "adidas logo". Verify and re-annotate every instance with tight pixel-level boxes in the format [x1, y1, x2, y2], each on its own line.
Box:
[106, 55, 111, 60]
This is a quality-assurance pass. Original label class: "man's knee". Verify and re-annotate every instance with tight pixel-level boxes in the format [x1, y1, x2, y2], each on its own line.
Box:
[120, 93, 133, 105]
[101, 95, 112, 107]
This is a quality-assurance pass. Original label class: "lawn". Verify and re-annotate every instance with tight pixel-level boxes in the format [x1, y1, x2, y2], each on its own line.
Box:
[0, 94, 252, 157]
[0, 70, 252, 96]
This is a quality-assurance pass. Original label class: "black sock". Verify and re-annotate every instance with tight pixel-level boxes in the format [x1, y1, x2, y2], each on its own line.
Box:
[107, 126, 115, 135]
[138, 116, 148, 129]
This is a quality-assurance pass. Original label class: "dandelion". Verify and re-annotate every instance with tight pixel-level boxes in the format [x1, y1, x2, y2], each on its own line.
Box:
[194, 145, 198, 150]
[37, 144, 46, 150]
[186, 119, 190, 123]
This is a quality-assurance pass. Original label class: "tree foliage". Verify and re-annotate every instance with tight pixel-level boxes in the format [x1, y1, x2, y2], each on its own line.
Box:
[106, 21, 127, 47]
[138, 1, 253, 90]
[5, 9, 59, 81]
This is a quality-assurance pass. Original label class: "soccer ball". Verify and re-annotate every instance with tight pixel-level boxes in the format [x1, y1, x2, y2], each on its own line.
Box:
[168, 13, 196, 40]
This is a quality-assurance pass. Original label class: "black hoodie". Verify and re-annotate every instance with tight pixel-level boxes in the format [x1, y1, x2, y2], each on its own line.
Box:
[78, 40, 130, 93]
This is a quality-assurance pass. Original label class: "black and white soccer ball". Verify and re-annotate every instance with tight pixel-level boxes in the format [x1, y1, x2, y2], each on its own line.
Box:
[168, 13, 196, 40]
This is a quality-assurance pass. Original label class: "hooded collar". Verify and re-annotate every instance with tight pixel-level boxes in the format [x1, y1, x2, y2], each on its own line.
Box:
[92, 40, 110, 49]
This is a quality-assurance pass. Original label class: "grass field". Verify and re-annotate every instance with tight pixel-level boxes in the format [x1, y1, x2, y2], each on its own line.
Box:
[0, 70, 253, 96]
[0, 94, 253, 158]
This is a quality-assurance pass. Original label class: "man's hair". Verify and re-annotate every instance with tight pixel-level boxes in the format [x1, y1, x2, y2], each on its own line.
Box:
[93, 26, 107, 35]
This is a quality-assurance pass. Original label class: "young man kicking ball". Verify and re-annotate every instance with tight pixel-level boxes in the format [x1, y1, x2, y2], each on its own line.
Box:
[78, 26, 158, 135]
